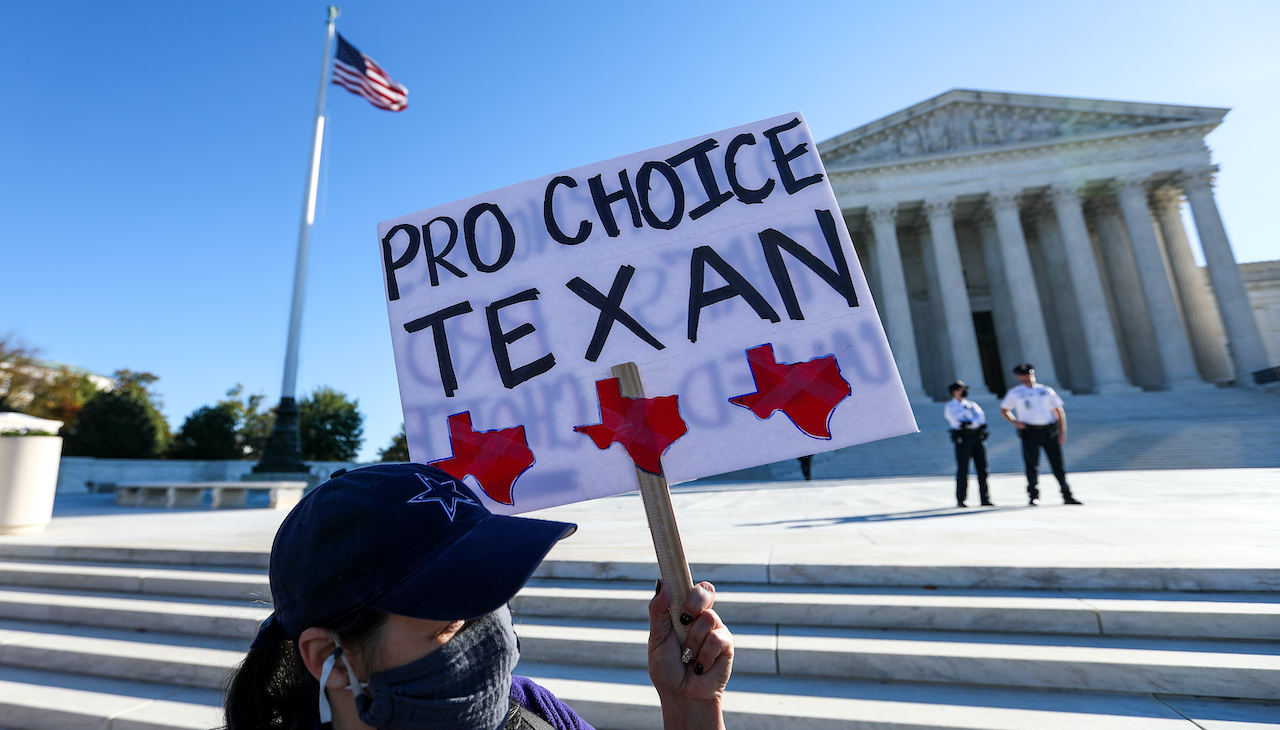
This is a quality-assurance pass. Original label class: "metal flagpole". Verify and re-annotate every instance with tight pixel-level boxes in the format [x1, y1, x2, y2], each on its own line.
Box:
[254, 6, 341, 475]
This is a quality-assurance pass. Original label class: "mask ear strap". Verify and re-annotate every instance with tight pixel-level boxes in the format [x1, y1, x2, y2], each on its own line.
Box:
[318, 646, 340, 724]
[318, 634, 369, 723]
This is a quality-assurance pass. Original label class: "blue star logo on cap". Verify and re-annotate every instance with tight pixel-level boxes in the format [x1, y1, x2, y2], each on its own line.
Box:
[406, 473, 479, 521]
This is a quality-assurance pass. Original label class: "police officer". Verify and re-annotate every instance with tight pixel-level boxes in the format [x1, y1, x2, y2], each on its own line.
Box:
[999, 363, 1082, 506]
[944, 380, 992, 508]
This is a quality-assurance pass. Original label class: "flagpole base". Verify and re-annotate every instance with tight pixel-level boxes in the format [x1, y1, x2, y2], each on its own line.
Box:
[253, 397, 309, 474]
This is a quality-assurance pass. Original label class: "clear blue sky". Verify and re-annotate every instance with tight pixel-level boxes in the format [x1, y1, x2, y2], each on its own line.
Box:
[4, 1, 1277, 461]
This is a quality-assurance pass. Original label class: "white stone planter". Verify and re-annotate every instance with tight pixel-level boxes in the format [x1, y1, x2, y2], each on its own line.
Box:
[0, 435, 63, 534]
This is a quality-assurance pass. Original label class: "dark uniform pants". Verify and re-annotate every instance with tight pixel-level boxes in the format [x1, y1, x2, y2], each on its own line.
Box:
[953, 431, 989, 504]
[1020, 424, 1069, 497]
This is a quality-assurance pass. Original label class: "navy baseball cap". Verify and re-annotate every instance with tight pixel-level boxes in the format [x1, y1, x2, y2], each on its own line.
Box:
[266, 463, 576, 639]
[1012, 363, 1035, 375]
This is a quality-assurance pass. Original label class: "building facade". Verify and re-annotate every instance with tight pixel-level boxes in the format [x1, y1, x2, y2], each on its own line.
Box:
[819, 90, 1273, 399]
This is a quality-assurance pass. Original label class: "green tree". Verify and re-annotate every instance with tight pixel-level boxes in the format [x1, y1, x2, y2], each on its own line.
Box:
[25, 366, 99, 425]
[299, 386, 364, 462]
[167, 404, 242, 460]
[63, 370, 171, 458]
[378, 424, 409, 462]
[0, 335, 41, 413]
[218, 385, 275, 461]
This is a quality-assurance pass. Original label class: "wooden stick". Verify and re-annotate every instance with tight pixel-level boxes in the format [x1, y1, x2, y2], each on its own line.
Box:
[611, 362, 695, 649]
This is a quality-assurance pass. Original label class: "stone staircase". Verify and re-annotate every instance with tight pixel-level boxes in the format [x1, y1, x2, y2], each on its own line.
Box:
[0, 547, 1277, 729]
[705, 387, 1280, 482]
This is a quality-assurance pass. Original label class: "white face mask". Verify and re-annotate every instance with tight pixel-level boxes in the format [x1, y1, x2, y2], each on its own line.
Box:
[318, 634, 367, 724]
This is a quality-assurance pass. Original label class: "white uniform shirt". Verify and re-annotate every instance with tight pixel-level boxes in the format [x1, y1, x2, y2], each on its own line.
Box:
[1000, 384, 1064, 425]
[944, 398, 986, 430]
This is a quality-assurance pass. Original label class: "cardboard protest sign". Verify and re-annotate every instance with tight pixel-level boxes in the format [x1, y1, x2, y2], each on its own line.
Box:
[378, 112, 918, 515]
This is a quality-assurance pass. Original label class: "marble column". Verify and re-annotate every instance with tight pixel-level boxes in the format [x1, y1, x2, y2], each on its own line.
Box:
[1031, 202, 1087, 391]
[1047, 185, 1136, 392]
[975, 210, 1022, 382]
[1090, 197, 1163, 388]
[868, 204, 927, 399]
[1179, 166, 1273, 377]
[1115, 174, 1204, 388]
[924, 196, 984, 388]
[1150, 185, 1234, 382]
[986, 191, 1058, 385]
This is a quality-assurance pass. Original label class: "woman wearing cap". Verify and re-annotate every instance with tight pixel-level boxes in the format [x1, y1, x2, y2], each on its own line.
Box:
[223, 463, 733, 730]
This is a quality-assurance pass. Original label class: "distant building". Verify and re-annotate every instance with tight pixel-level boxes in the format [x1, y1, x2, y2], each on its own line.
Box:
[0, 359, 113, 412]
[1238, 261, 1280, 366]
[819, 89, 1274, 398]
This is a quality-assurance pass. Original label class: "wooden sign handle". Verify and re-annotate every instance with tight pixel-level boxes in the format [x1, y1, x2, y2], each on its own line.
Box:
[611, 362, 695, 650]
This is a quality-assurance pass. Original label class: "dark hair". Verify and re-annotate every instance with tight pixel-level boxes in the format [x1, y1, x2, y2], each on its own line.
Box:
[223, 608, 389, 730]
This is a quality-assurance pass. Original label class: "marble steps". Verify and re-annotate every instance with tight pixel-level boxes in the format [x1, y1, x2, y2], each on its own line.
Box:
[721, 414, 1280, 482]
[516, 580, 1280, 641]
[6, 543, 1276, 592]
[1, 591, 1277, 699]
[2, 556, 1279, 729]
[7, 660, 1277, 730]
[519, 661, 1280, 730]
[0, 586, 269, 640]
[0, 665, 222, 730]
[0, 619, 242, 691]
[703, 389, 1280, 482]
[0, 559, 268, 602]
[2, 558, 1276, 640]
[517, 617, 1280, 699]
[0, 640, 1271, 728]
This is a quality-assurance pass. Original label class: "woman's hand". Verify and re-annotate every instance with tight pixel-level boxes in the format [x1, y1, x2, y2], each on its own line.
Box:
[648, 580, 732, 730]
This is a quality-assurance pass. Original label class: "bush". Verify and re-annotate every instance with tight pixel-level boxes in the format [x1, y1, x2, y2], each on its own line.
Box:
[168, 404, 243, 460]
[62, 371, 170, 458]
[378, 424, 409, 462]
[218, 385, 274, 461]
[299, 386, 364, 462]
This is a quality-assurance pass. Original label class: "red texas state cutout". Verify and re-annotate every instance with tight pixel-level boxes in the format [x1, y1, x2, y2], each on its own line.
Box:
[730, 344, 851, 439]
[430, 412, 535, 505]
[574, 377, 688, 475]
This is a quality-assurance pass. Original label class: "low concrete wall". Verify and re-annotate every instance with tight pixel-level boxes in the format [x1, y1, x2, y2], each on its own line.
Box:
[57, 457, 367, 494]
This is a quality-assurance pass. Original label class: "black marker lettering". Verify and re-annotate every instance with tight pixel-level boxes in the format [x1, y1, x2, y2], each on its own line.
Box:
[403, 301, 474, 397]
[381, 224, 419, 301]
[463, 203, 516, 273]
[725, 133, 775, 205]
[687, 246, 781, 343]
[758, 208, 858, 320]
[636, 161, 685, 230]
[763, 117, 823, 194]
[422, 216, 468, 287]
[587, 170, 642, 237]
[485, 288, 556, 389]
[543, 175, 592, 245]
[666, 138, 733, 220]
[566, 265, 666, 362]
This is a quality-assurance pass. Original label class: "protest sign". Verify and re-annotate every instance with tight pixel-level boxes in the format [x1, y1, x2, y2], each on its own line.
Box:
[378, 112, 918, 515]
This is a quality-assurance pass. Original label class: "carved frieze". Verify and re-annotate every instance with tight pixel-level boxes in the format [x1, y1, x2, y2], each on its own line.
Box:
[825, 101, 1197, 167]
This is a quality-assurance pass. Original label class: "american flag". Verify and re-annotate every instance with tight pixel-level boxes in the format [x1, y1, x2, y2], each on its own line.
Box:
[332, 33, 408, 112]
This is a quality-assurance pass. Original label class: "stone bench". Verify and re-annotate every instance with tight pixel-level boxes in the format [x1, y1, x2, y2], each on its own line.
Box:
[113, 481, 306, 510]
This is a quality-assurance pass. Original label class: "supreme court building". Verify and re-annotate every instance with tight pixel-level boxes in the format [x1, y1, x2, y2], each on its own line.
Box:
[819, 89, 1275, 400]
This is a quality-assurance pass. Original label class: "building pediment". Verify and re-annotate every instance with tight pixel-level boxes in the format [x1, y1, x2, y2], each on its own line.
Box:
[820, 90, 1228, 170]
